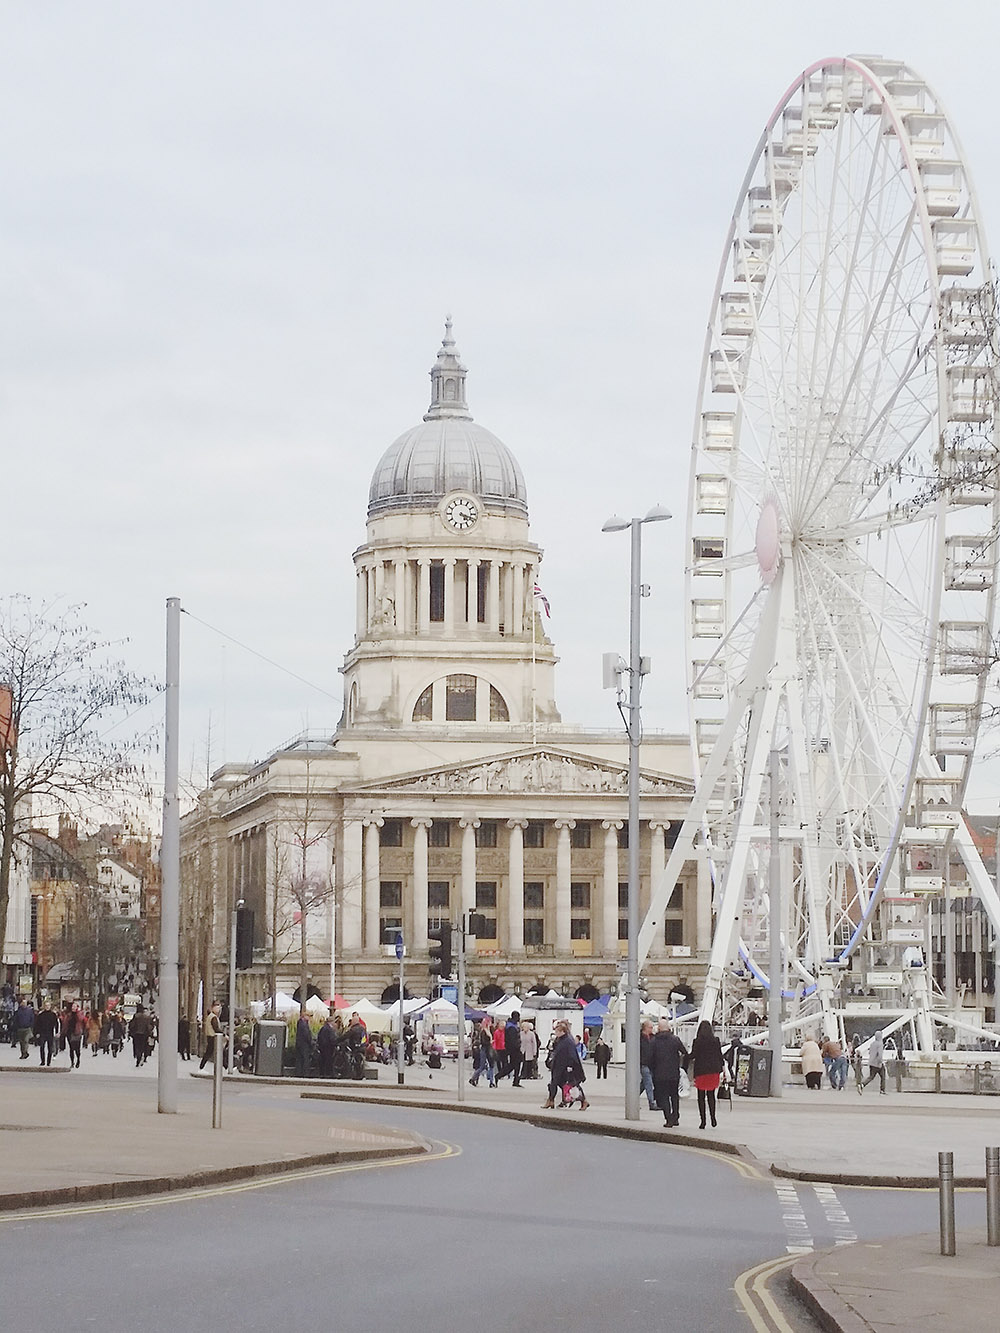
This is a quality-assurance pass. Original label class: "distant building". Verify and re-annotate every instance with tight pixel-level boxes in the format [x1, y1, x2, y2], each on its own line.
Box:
[180, 326, 711, 1009]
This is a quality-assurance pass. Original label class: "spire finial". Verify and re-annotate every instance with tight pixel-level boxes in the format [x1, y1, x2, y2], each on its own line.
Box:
[424, 316, 471, 421]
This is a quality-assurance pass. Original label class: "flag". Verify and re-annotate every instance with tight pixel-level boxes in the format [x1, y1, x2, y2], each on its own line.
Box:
[533, 582, 550, 618]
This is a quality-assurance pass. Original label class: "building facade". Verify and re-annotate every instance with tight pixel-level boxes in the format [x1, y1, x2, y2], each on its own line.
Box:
[180, 326, 709, 1007]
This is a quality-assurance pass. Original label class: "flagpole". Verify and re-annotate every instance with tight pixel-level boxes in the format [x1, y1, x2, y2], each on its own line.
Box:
[531, 603, 537, 745]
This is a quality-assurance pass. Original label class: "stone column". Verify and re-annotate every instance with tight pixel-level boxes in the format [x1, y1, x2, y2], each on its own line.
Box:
[410, 819, 431, 952]
[488, 560, 501, 633]
[602, 820, 623, 956]
[696, 848, 712, 955]
[506, 819, 527, 953]
[366, 566, 376, 630]
[356, 564, 367, 638]
[554, 819, 576, 955]
[363, 818, 383, 952]
[466, 558, 479, 626]
[459, 817, 480, 920]
[417, 560, 430, 636]
[444, 558, 457, 636]
[394, 559, 408, 634]
[512, 563, 525, 636]
[340, 818, 363, 952]
[649, 822, 667, 956]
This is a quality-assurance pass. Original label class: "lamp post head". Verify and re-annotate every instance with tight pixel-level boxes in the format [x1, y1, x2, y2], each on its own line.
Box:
[642, 505, 672, 524]
[602, 515, 629, 532]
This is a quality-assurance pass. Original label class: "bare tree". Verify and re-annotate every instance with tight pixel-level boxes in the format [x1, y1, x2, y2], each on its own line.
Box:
[0, 597, 152, 964]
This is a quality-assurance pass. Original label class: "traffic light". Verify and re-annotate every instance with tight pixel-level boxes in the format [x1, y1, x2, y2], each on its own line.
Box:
[428, 924, 452, 982]
[235, 907, 254, 970]
[467, 913, 487, 938]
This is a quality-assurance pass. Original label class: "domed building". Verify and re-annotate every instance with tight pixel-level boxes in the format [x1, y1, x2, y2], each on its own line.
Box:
[180, 326, 708, 1012]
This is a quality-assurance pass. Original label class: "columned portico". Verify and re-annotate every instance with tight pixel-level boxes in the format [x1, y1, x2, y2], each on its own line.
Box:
[363, 817, 383, 951]
[506, 818, 527, 953]
[459, 816, 479, 919]
[554, 819, 576, 954]
[602, 820, 623, 956]
[340, 819, 363, 952]
[411, 818, 431, 951]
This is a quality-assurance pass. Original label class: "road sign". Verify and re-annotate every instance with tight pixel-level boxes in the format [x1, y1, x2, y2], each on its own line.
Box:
[395, 934, 404, 960]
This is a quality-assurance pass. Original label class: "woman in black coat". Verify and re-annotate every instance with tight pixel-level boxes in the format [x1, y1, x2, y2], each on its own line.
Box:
[689, 1020, 725, 1128]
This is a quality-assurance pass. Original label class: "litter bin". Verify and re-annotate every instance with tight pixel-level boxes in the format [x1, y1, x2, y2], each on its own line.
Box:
[736, 1048, 773, 1097]
[253, 1020, 286, 1077]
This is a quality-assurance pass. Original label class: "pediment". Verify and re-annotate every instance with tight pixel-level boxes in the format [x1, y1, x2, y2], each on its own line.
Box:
[350, 747, 693, 798]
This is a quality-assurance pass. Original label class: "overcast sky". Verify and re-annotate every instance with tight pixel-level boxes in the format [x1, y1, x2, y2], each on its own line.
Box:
[4, 2, 1000, 809]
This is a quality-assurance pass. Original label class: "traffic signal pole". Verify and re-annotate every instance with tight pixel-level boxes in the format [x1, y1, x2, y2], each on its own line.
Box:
[456, 917, 466, 1103]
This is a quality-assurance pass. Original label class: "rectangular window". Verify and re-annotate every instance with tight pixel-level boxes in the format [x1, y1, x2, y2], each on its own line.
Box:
[445, 674, 477, 721]
[381, 915, 402, 933]
[618, 882, 629, 911]
[570, 882, 591, 910]
[664, 918, 684, 946]
[475, 821, 497, 848]
[429, 562, 445, 621]
[618, 918, 629, 941]
[379, 881, 402, 908]
[475, 881, 497, 908]
[429, 820, 451, 848]
[617, 825, 629, 848]
[379, 820, 403, 847]
[665, 822, 680, 849]
[570, 822, 591, 849]
[427, 916, 447, 934]
[524, 821, 545, 849]
[524, 918, 545, 946]
[571, 918, 591, 940]
[523, 882, 544, 911]
[670, 884, 684, 911]
[475, 917, 497, 939]
[427, 881, 450, 908]
[477, 563, 488, 623]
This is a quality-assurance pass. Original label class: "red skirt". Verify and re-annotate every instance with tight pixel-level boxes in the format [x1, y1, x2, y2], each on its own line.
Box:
[693, 1073, 720, 1092]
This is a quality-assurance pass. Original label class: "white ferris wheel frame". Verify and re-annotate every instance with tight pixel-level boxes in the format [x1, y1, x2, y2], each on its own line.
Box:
[639, 56, 1000, 1043]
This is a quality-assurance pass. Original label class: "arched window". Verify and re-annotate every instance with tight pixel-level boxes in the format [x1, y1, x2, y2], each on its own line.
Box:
[489, 685, 509, 721]
[412, 684, 433, 721]
[348, 681, 359, 724]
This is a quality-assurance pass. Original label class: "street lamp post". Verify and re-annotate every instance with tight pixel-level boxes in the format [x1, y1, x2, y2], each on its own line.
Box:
[603, 505, 671, 1122]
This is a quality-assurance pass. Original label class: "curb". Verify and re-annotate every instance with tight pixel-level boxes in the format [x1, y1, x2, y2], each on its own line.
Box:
[771, 1162, 987, 1189]
[299, 1088, 761, 1168]
[789, 1252, 872, 1333]
[0, 1142, 430, 1215]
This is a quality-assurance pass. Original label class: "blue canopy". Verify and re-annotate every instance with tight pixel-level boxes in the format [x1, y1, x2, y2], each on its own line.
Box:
[582, 998, 609, 1029]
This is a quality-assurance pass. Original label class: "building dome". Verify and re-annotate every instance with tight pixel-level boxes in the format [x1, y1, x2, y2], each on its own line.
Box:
[368, 322, 528, 520]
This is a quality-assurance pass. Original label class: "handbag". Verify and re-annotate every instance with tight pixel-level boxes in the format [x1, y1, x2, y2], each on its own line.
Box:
[678, 1068, 691, 1098]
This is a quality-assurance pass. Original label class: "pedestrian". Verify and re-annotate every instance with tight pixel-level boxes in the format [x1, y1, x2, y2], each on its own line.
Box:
[199, 1001, 225, 1069]
[639, 1019, 657, 1110]
[317, 1015, 337, 1079]
[492, 1016, 507, 1079]
[177, 1013, 191, 1060]
[859, 1029, 887, 1095]
[800, 1034, 823, 1090]
[689, 1020, 725, 1129]
[14, 998, 35, 1059]
[403, 1019, 416, 1065]
[110, 1011, 126, 1058]
[129, 1005, 152, 1066]
[504, 1011, 523, 1086]
[821, 1035, 847, 1090]
[65, 1002, 86, 1068]
[593, 1035, 611, 1078]
[520, 1020, 538, 1079]
[86, 1010, 101, 1057]
[541, 1020, 588, 1110]
[295, 1010, 314, 1077]
[469, 1018, 496, 1087]
[649, 1017, 688, 1128]
[34, 1000, 60, 1066]
[99, 1011, 112, 1055]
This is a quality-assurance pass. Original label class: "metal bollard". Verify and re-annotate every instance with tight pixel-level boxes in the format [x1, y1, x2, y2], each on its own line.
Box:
[934, 1062, 942, 1095]
[212, 1031, 224, 1129]
[939, 1151, 956, 1256]
[987, 1147, 1000, 1247]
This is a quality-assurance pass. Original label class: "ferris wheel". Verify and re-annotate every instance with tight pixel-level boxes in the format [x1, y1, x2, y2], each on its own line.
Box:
[639, 56, 1000, 1045]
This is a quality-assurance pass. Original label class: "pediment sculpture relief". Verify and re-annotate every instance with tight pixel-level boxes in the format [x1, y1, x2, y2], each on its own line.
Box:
[369, 751, 688, 795]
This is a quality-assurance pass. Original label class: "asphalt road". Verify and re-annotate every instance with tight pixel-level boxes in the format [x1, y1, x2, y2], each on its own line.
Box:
[0, 1084, 986, 1332]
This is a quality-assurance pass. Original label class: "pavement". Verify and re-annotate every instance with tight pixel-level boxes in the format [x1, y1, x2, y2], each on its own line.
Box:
[4, 1050, 1000, 1330]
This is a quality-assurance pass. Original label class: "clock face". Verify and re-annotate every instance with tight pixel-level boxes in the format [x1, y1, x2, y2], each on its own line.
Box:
[443, 495, 480, 531]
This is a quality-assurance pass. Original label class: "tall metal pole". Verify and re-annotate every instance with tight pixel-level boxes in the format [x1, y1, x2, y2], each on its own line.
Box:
[768, 748, 783, 1097]
[158, 596, 180, 1114]
[227, 904, 238, 1078]
[456, 919, 466, 1103]
[396, 935, 405, 1086]
[624, 518, 642, 1123]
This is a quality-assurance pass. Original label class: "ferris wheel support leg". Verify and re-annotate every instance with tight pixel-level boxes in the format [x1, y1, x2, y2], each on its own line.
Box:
[907, 968, 937, 1054]
[952, 817, 1000, 941]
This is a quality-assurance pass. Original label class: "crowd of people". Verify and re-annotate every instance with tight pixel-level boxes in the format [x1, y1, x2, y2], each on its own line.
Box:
[800, 1031, 889, 1095]
[6, 996, 161, 1067]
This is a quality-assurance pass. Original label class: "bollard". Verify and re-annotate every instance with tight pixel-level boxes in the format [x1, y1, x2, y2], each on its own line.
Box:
[939, 1151, 956, 1256]
[974, 1064, 981, 1097]
[212, 1031, 224, 1129]
[987, 1147, 1000, 1247]
[934, 1062, 942, 1095]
